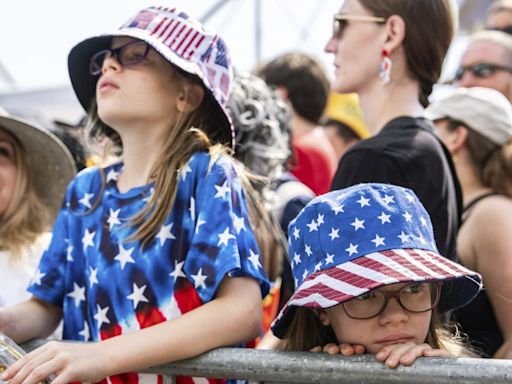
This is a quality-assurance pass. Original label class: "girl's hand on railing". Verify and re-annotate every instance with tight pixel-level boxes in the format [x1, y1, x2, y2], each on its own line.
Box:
[310, 343, 366, 355]
[0, 340, 109, 384]
[375, 342, 453, 368]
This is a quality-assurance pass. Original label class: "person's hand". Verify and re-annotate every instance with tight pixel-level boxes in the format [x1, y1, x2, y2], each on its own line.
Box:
[0, 340, 110, 384]
[310, 343, 366, 355]
[494, 339, 512, 359]
[375, 342, 453, 368]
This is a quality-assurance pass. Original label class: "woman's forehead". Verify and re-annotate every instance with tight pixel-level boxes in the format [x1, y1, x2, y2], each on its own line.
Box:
[111, 36, 138, 47]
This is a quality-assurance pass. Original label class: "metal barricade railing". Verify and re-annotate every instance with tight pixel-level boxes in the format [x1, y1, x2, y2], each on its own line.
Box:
[20, 342, 512, 384]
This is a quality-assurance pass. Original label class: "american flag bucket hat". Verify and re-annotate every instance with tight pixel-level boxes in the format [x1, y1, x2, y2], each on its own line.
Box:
[272, 183, 482, 338]
[68, 5, 235, 150]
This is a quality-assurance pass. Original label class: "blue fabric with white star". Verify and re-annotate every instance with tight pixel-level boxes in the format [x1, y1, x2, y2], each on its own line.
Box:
[28, 151, 269, 342]
[288, 183, 439, 289]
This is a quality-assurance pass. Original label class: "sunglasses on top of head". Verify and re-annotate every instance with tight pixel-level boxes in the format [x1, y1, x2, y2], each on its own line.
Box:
[89, 40, 151, 76]
[332, 14, 386, 40]
[454, 62, 512, 82]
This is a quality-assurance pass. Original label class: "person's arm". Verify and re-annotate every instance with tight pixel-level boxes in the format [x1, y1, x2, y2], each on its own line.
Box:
[0, 297, 61, 343]
[469, 199, 512, 359]
[1, 275, 262, 384]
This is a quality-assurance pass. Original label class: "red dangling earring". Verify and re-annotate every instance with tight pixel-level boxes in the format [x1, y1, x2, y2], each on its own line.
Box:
[380, 49, 392, 85]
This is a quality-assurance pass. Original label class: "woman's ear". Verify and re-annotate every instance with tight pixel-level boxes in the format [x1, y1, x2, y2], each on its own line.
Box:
[316, 309, 331, 326]
[382, 15, 406, 53]
[176, 83, 205, 113]
[447, 125, 469, 155]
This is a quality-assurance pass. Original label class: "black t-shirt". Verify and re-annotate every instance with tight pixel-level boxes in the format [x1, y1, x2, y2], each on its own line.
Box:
[331, 116, 462, 261]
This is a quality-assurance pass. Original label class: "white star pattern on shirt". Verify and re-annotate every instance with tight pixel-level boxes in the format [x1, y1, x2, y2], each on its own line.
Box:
[248, 249, 262, 269]
[218, 227, 235, 247]
[329, 228, 339, 240]
[405, 193, 415, 203]
[94, 304, 110, 329]
[302, 268, 309, 281]
[293, 253, 301, 265]
[317, 214, 325, 225]
[106, 169, 120, 182]
[233, 214, 246, 234]
[114, 244, 135, 270]
[332, 204, 344, 215]
[78, 321, 90, 341]
[292, 227, 300, 240]
[67, 283, 86, 306]
[357, 196, 371, 207]
[398, 231, 411, 243]
[189, 197, 196, 221]
[156, 223, 176, 246]
[371, 234, 386, 247]
[127, 283, 149, 309]
[180, 163, 192, 181]
[66, 245, 74, 262]
[420, 216, 428, 227]
[418, 234, 427, 245]
[314, 262, 322, 272]
[403, 211, 413, 223]
[346, 243, 359, 256]
[89, 267, 99, 288]
[107, 208, 121, 230]
[170, 260, 186, 282]
[191, 268, 207, 289]
[82, 229, 95, 250]
[32, 269, 45, 285]
[195, 218, 206, 234]
[325, 253, 334, 264]
[214, 181, 230, 199]
[382, 194, 395, 205]
[78, 193, 94, 208]
[143, 188, 155, 203]
[305, 244, 313, 257]
[307, 219, 319, 232]
[351, 218, 365, 231]
[378, 212, 391, 224]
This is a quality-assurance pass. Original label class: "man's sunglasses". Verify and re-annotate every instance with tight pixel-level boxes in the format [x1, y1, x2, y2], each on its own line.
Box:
[332, 14, 386, 40]
[454, 62, 512, 82]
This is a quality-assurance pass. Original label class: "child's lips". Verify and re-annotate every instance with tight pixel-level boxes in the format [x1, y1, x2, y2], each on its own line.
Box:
[376, 334, 415, 346]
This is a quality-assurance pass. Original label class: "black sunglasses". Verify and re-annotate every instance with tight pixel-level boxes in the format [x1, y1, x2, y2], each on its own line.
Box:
[89, 40, 151, 76]
[332, 14, 386, 40]
[454, 62, 512, 82]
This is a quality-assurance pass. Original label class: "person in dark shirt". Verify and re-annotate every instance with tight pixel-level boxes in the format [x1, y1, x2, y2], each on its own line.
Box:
[325, 0, 461, 261]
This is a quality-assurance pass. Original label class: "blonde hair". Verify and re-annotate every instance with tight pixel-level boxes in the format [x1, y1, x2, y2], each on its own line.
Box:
[84, 67, 234, 246]
[0, 134, 50, 263]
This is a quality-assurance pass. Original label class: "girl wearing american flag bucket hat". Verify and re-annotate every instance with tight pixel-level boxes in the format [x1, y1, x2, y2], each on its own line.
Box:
[0, 5, 269, 384]
[272, 183, 483, 367]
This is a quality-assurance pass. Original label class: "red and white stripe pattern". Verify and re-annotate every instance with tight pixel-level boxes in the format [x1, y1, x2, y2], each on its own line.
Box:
[287, 249, 478, 309]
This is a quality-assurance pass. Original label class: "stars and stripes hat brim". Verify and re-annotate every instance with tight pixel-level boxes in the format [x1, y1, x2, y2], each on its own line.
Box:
[271, 183, 482, 339]
[68, 5, 235, 150]
[0, 111, 76, 220]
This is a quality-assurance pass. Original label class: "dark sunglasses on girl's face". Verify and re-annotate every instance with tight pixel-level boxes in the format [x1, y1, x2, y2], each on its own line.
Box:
[89, 40, 151, 76]
[454, 62, 512, 81]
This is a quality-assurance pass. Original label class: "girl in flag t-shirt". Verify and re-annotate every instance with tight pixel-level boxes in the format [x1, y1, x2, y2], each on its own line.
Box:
[0, 5, 268, 384]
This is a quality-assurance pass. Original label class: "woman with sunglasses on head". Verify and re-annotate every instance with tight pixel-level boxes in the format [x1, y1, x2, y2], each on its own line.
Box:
[427, 87, 512, 359]
[0, 6, 269, 384]
[327, 0, 462, 263]
[272, 183, 482, 367]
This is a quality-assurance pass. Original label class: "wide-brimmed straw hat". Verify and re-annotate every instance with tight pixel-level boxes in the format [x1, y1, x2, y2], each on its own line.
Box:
[272, 183, 482, 338]
[68, 5, 235, 149]
[0, 110, 76, 219]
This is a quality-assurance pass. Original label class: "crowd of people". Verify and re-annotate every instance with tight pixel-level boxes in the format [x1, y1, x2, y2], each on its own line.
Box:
[0, 0, 511, 383]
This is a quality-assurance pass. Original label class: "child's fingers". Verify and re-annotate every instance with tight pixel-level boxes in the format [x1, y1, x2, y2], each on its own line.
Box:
[338, 343, 356, 356]
[322, 343, 341, 354]
[353, 344, 366, 355]
[376, 342, 417, 368]
[397, 344, 433, 366]
[310, 346, 322, 353]
[422, 348, 454, 358]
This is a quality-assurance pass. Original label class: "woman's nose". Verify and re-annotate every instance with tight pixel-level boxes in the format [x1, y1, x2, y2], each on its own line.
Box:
[101, 54, 121, 75]
[378, 297, 408, 325]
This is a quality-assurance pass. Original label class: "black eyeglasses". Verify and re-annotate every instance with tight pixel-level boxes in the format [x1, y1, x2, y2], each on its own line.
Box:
[454, 62, 512, 82]
[342, 283, 441, 320]
[89, 40, 151, 76]
[332, 14, 386, 40]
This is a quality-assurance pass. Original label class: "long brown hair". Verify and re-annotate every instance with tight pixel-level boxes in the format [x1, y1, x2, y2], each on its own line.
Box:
[84, 65, 231, 246]
[358, 0, 456, 107]
[445, 119, 512, 196]
[0, 133, 50, 262]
